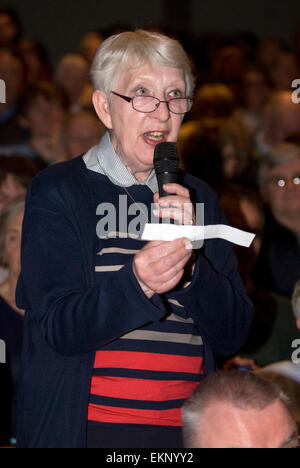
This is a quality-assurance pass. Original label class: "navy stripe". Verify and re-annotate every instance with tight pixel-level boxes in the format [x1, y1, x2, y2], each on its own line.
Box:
[100, 339, 204, 357]
[89, 394, 185, 410]
[87, 421, 182, 431]
[135, 320, 199, 335]
[92, 368, 203, 382]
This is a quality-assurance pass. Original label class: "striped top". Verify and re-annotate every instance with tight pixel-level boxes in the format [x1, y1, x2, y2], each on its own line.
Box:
[86, 168, 205, 429]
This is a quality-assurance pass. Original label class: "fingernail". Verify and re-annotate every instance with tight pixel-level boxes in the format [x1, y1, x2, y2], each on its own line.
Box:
[185, 240, 193, 250]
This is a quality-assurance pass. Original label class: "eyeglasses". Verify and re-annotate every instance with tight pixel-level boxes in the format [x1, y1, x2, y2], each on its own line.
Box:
[267, 176, 300, 188]
[111, 91, 193, 115]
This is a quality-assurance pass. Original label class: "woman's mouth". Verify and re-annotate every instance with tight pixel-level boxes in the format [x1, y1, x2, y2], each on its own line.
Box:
[143, 131, 168, 145]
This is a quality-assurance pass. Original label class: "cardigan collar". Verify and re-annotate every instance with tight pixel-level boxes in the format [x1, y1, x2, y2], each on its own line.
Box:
[83, 131, 158, 194]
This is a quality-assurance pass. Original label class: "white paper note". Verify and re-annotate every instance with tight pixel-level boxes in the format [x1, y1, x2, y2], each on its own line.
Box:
[141, 223, 255, 248]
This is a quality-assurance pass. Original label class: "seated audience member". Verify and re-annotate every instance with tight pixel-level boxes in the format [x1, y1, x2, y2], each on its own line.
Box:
[182, 370, 299, 448]
[254, 91, 300, 159]
[0, 48, 27, 145]
[219, 185, 300, 367]
[79, 31, 103, 64]
[64, 110, 105, 159]
[55, 54, 92, 113]
[0, 154, 39, 285]
[17, 38, 52, 84]
[0, 196, 25, 446]
[218, 116, 255, 187]
[192, 83, 236, 124]
[177, 120, 224, 192]
[0, 81, 69, 166]
[0, 155, 40, 212]
[235, 64, 271, 135]
[209, 45, 247, 101]
[0, 7, 22, 49]
[254, 143, 300, 297]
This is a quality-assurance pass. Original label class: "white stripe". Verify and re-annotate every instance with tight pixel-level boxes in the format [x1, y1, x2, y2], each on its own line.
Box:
[97, 231, 141, 240]
[121, 329, 203, 345]
[97, 247, 140, 256]
[166, 313, 194, 324]
[168, 299, 185, 308]
[95, 265, 124, 272]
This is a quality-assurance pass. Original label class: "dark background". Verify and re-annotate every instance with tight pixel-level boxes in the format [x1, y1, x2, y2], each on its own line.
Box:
[0, 0, 299, 64]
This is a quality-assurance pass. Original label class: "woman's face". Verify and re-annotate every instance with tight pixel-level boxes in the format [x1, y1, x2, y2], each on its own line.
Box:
[95, 63, 186, 180]
[24, 95, 66, 136]
[0, 174, 26, 212]
[3, 210, 24, 274]
[263, 159, 300, 231]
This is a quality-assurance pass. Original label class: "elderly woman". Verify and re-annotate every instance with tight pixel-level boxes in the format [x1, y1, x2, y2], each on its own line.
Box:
[16, 30, 253, 448]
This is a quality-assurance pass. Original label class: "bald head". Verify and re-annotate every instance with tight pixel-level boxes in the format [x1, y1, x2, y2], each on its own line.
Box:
[182, 371, 299, 449]
[193, 399, 298, 448]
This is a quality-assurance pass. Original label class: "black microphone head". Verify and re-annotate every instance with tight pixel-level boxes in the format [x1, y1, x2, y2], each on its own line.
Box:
[153, 142, 179, 175]
[154, 142, 179, 198]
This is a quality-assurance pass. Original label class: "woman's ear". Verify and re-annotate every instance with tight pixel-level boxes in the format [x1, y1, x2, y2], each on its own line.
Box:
[92, 90, 112, 130]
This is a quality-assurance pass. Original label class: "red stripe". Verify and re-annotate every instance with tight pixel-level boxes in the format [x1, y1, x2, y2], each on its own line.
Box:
[91, 377, 199, 401]
[88, 404, 183, 427]
[94, 351, 204, 374]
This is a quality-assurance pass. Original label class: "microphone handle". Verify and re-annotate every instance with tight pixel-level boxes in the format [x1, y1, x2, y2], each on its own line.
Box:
[157, 172, 178, 198]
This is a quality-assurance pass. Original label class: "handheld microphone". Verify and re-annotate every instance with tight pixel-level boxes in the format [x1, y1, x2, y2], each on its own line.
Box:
[153, 142, 179, 224]
[153, 142, 179, 198]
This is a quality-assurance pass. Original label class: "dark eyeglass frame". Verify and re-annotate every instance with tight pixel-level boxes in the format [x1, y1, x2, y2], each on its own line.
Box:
[111, 91, 193, 115]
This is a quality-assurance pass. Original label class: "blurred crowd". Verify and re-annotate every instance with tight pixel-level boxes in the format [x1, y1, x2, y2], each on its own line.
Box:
[0, 6, 299, 446]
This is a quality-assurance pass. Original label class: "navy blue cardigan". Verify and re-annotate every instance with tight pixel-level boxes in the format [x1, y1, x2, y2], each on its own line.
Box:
[16, 156, 253, 448]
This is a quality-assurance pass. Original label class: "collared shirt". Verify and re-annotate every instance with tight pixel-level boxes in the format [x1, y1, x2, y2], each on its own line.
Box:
[83, 131, 158, 194]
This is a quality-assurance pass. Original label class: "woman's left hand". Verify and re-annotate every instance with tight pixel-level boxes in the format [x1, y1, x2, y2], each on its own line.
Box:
[153, 183, 196, 226]
[153, 183, 196, 286]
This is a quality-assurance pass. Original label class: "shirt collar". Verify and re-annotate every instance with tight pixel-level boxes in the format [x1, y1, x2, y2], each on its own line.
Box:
[83, 131, 158, 193]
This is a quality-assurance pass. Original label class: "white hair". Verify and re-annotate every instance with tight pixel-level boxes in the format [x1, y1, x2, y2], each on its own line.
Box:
[90, 29, 195, 101]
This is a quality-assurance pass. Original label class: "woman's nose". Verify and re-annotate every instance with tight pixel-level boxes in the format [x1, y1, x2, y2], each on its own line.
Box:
[152, 100, 171, 121]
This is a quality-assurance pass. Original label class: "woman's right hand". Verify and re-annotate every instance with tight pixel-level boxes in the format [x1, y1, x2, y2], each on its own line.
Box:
[133, 237, 193, 299]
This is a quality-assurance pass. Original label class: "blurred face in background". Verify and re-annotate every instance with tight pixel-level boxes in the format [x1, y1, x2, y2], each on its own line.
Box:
[242, 69, 269, 110]
[263, 159, 300, 234]
[80, 32, 103, 64]
[20, 94, 67, 137]
[56, 57, 89, 103]
[2, 209, 24, 276]
[65, 112, 105, 159]
[0, 174, 26, 212]
[0, 13, 19, 47]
